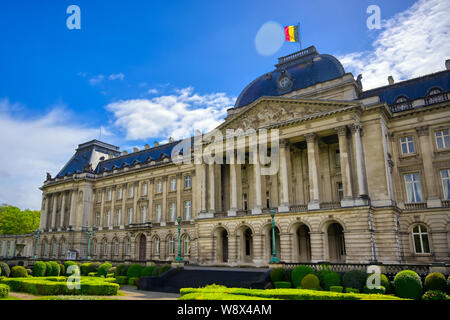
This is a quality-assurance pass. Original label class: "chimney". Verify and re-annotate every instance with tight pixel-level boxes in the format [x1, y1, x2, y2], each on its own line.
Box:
[154, 142, 160, 147]
[446, 59, 450, 70]
[144, 144, 150, 150]
[388, 76, 394, 85]
[122, 150, 128, 156]
[169, 137, 174, 143]
[133, 147, 139, 153]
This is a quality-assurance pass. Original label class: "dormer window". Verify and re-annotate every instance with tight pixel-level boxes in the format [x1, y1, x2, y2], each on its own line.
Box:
[394, 96, 408, 104]
[428, 88, 442, 96]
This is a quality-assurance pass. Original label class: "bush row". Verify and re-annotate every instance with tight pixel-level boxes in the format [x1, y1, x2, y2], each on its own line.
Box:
[0, 283, 9, 298]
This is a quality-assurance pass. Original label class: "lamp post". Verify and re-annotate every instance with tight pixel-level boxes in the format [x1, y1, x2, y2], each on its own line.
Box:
[175, 216, 184, 262]
[84, 225, 96, 260]
[269, 209, 280, 263]
[33, 229, 41, 259]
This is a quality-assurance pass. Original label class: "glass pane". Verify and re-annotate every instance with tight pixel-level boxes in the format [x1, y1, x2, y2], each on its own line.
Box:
[414, 181, 423, 202]
[444, 135, 450, 148]
[413, 234, 422, 253]
[408, 141, 415, 153]
[422, 235, 430, 253]
[413, 225, 419, 233]
[401, 143, 408, 154]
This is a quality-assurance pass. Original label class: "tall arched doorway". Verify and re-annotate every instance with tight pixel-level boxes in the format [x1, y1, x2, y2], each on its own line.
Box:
[215, 228, 229, 263]
[327, 223, 345, 262]
[238, 226, 253, 263]
[295, 224, 311, 262]
[138, 234, 147, 261]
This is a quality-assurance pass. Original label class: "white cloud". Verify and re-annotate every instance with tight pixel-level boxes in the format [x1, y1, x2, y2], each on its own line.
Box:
[108, 73, 125, 81]
[338, 0, 450, 90]
[89, 74, 105, 85]
[106, 87, 235, 140]
[0, 99, 99, 210]
[147, 88, 158, 95]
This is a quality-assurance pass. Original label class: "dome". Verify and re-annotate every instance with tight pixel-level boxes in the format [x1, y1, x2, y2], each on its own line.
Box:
[234, 46, 346, 108]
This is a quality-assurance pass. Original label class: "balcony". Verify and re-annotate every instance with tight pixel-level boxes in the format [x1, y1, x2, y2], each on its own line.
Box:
[442, 200, 450, 208]
[404, 202, 427, 210]
[390, 91, 449, 113]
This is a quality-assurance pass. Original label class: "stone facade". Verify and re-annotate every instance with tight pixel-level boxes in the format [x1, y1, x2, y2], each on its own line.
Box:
[1, 47, 449, 266]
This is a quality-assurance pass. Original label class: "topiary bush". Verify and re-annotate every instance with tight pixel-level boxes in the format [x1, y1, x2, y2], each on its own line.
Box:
[342, 270, 367, 292]
[32, 261, 47, 277]
[11, 266, 28, 278]
[274, 281, 291, 288]
[141, 266, 155, 277]
[115, 276, 128, 285]
[47, 261, 61, 276]
[283, 268, 293, 282]
[127, 264, 143, 278]
[158, 265, 171, 275]
[448, 276, 450, 293]
[128, 277, 139, 286]
[151, 266, 160, 276]
[44, 262, 52, 276]
[329, 286, 343, 293]
[380, 274, 391, 293]
[424, 272, 447, 292]
[394, 270, 423, 300]
[270, 267, 285, 283]
[88, 272, 97, 277]
[345, 287, 360, 294]
[80, 263, 91, 276]
[422, 290, 449, 300]
[363, 285, 385, 294]
[0, 262, 11, 278]
[300, 274, 320, 290]
[59, 264, 65, 277]
[64, 261, 77, 274]
[323, 272, 341, 290]
[97, 262, 112, 277]
[291, 266, 315, 288]
[88, 262, 101, 274]
[0, 283, 9, 298]
[114, 264, 126, 277]
[26, 269, 32, 276]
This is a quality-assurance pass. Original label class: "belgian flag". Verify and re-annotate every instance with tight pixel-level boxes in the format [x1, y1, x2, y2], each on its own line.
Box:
[284, 25, 300, 43]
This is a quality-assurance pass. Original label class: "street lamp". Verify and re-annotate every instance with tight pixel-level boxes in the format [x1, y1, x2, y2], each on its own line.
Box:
[33, 229, 41, 259]
[269, 209, 280, 263]
[175, 216, 184, 262]
[84, 225, 96, 260]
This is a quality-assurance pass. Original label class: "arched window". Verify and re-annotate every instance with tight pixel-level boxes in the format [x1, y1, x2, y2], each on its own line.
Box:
[93, 239, 98, 255]
[412, 225, 430, 254]
[183, 235, 190, 256]
[394, 96, 408, 104]
[169, 236, 175, 255]
[52, 240, 57, 256]
[114, 239, 119, 256]
[428, 88, 442, 96]
[61, 240, 66, 256]
[103, 240, 108, 256]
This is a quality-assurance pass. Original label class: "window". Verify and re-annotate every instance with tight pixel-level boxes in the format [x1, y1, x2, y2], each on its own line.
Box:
[337, 182, 344, 201]
[93, 240, 98, 255]
[105, 210, 111, 227]
[169, 237, 175, 255]
[97, 191, 102, 203]
[154, 237, 160, 254]
[412, 225, 430, 254]
[95, 212, 100, 226]
[127, 208, 133, 225]
[184, 201, 191, 221]
[116, 209, 121, 226]
[185, 175, 191, 189]
[61, 241, 66, 255]
[170, 178, 177, 191]
[52, 241, 57, 255]
[435, 129, 450, 149]
[125, 238, 131, 255]
[43, 241, 48, 256]
[441, 169, 450, 200]
[107, 189, 112, 201]
[169, 203, 176, 222]
[394, 96, 408, 104]
[400, 136, 415, 155]
[243, 193, 248, 211]
[266, 191, 270, 208]
[142, 183, 148, 196]
[404, 173, 423, 203]
[156, 204, 162, 223]
[156, 181, 162, 193]
[141, 206, 147, 223]
[117, 187, 123, 199]
[114, 239, 119, 255]
[103, 240, 108, 256]
[335, 149, 341, 167]
[184, 236, 190, 255]
[128, 185, 134, 198]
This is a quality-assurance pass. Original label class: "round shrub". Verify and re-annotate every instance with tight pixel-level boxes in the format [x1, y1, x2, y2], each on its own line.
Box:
[141, 266, 155, 277]
[127, 264, 143, 278]
[342, 270, 367, 291]
[380, 274, 391, 293]
[274, 281, 291, 288]
[323, 272, 341, 290]
[47, 261, 61, 276]
[424, 272, 446, 292]
[114, 264, 126, 277]
[32, 261, 47, 277]
[394, 270, 423, 300]
[44, 262, 52, 276]
[88, 262, 101, 274]
[121, 264, 130, 276]
[270, 267, 285, 283]
[11, 266, 28, 278]
[80, 263, 91, 276]
[158, 265, 171, 275]
[0, 262, 11, 277]
[301, 273, 320, 290]
[64, 261, 77, 273]
[291, 266, 315, 288]
[422, 290, 449, 300]
[98, 262, 113, 277]
[283, 268, 293, 282]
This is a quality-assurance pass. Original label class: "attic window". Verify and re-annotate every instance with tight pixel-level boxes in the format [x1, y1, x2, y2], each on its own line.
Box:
[394, 96, 408, 104]
[428, 88, 442, 96]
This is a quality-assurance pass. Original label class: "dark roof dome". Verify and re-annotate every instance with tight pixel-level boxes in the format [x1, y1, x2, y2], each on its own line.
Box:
[234, 46, 346, 108]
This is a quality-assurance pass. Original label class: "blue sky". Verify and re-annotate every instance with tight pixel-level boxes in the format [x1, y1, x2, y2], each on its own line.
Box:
[1, 0, 449, 209]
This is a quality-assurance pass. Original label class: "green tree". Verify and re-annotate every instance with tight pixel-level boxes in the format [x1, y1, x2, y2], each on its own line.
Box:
[0, 205, 40, 235]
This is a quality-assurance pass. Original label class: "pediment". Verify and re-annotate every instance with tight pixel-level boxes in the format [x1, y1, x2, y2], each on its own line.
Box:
[219, 97, 357, 131]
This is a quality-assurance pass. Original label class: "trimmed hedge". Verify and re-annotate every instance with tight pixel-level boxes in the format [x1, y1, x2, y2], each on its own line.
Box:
[270, 268, 285, 283]
[98, 262, 112, 277]
[88, 262, 101, 274]
[158, 265, 171, 275]
[301, 274, 320, 290]
[59, 264, 65, 277]
[32, 261, 47, 277]
[127, 264, 143, 278]
[422, 290, 449, 300]
[80, 263, 91, 276]
[11, 266, 28, 278]
[128, 277, 139, 286]
[380, 274, 391, 293]
[0, 276, 119, 296]
[88, 272, 97, 277]
[47, 261, 61, 276]
[342, 270, 367, 291]
[394, 270, 423, 300]
[329, 286, 343, 293]
[363, 285, 385, 294]
[424, 272, 446, 292]
[345, 287, 359, 294]
[0, 283, 9, 298]
[64, 261, 77, 274]
[115, 264, 126, 277]
[274, 281, 291, 288]
[115, 276, 128, 285]
[0, 262, 11, 278]
[291, 266, 315, 288]
[323, 272, 341, 290]
[141, 266, 155, 277]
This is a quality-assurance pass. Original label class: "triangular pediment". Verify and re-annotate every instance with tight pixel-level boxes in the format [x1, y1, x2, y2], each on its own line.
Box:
[218, 96, 359, 131]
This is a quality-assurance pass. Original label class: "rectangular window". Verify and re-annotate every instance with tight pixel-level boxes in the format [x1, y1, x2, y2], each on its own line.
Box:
[335, 149, 341, 167]
[436, 129, 450, 149]
[116, 209, 122, 226]
[142, 183, 148, 196]
[400, 136, 415, 154]
[127, 208, 133, 225]
[157, 181, 162, 193]
[107, 189, 112, 201]
[97, 191, 102, 203]
[441, 169, 450, 200]
[184, 201, 191, 220]
[128, 185, 134, 198]
[169, 203, 176, 222]
[243, 193, 248, 211]
[404, 173, 423, 203]
[156, 204, 162, 222]
[337, 182, 344, 201]
[141, 206, 147, 223]
[170, 178, 177, 191]
[185, 175, 191, 189]
[106, 210, 111, 227]
[95, 212, 100, 226]
[117, 187, 123, 200]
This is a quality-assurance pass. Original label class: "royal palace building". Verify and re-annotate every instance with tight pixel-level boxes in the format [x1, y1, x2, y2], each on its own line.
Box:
[1, 46, 450, 267]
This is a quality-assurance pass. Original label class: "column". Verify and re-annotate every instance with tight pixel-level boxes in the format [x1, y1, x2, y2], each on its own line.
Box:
[121, 184, 127, 228]
[51, 194, 58, 230]
[39, 196, 50, 231]
[69, 189, 77, 228]
[336, 126, 354, 207]
[161, 176, 167, 226]
[200, 164, 207, 212]
[278, 139, 290, 212]
[59, 192, 66, 229]
[351, 123, 369, 205]
[208, 164, 215, 213]
[306, 133, 320, 210]
[133, 182, 139, 223]
[100, 188, 106, 228]
[176, 173, 182, 219]
[110, 186, 116, 226]
[417, 126, 442, 207]
[148, 178, 154, 222]
[252, 161, 263, 214]
[228, 156, 238, 216]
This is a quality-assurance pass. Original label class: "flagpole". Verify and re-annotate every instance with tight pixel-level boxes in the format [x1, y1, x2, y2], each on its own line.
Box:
[298, 22, 302, 50]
